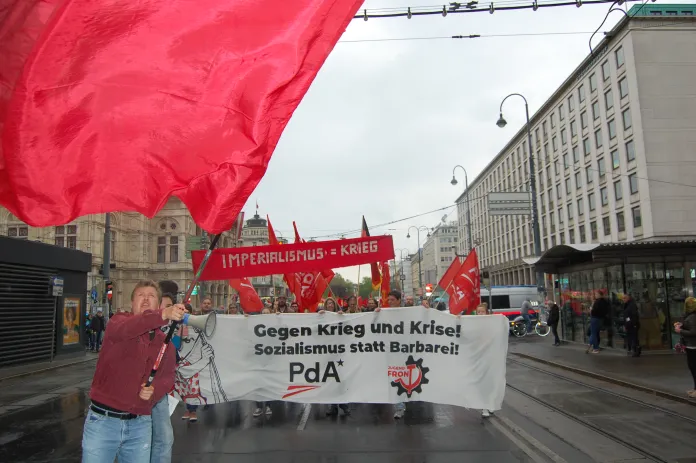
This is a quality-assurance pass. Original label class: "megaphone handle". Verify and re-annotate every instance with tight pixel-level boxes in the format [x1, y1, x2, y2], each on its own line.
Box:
[144, 321, 179, 387]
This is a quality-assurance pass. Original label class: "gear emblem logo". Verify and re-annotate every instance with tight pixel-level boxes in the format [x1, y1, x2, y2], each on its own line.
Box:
[388, 355, 430, 398]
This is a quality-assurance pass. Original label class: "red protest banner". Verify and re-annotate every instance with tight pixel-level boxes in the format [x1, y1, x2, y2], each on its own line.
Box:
[191, 235, 395, 281]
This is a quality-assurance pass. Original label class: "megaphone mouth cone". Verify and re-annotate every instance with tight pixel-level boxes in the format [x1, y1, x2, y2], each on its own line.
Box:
[183, 311, 217, 338]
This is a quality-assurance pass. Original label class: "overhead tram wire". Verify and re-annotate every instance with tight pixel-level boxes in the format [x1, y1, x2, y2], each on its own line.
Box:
[352, 0, 644, 21]
[338, 30, 598, 43]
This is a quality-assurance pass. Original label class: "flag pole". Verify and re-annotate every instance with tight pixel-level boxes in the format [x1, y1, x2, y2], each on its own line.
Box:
[144, 232, 222, 387]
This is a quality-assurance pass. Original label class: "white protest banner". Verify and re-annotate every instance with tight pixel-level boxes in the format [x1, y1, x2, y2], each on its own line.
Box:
[173, 308, 509, 411]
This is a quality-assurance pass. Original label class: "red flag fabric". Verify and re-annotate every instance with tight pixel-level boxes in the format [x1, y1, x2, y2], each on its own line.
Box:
[380, 261, 391, 303]
[446, 249, 481, 315]
[0, 0, 362, 232]
[229, 278, 264, 313]
[287, 221, 334, 312]
[361, 216, 381, 290]
[438, 255, 465, 291]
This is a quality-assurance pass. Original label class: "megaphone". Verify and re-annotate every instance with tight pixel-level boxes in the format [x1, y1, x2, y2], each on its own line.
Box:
[182, 311, 217, 338]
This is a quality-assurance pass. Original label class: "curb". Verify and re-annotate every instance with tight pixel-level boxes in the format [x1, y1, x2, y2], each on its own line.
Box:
[511, 352, 696, 407]
[0, 356, 98, 382]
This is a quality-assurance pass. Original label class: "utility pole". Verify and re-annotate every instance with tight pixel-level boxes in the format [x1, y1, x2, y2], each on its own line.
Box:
[103, 213, 111, 320]
[200, 231, 208, 299]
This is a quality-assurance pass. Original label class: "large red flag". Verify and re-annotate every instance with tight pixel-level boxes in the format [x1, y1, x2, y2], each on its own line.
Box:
[361, 216, 381, 290]
[229, 278, 264, 313]
[290, 222, 333, 311]
[446, 250, 481, 315]
[0, 0, 362, 232]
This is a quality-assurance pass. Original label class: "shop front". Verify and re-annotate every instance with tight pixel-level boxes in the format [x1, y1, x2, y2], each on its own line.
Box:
[526, 241, 696, 351]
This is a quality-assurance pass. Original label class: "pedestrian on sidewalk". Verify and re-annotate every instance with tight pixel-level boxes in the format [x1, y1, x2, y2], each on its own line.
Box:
[548, 301, 561, 346]
[91, 309, 106, 352]
[623, 294, 641, 357]
[674, 297, 696, 399]
[588, 290, 610, 354]
[82, 280, 183, 463]
[474, 304, 494, 418]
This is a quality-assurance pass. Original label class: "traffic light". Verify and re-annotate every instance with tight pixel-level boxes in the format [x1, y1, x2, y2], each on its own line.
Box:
[425, 283, 433, 296]
[105, 281, 113, 301]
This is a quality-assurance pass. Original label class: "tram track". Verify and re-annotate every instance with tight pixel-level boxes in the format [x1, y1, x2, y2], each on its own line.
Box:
[506, 357, 696, 463]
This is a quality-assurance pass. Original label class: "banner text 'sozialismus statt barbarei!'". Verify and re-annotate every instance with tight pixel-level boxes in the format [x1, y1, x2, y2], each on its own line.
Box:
[191, 235, 395, 280]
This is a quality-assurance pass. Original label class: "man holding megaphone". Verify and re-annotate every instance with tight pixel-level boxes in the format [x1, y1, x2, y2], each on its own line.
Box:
[82, 280, 185, 463]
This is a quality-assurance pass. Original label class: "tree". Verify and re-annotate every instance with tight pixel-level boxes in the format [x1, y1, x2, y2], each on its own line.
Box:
[326, 273, 353, 298]
[358, 276, 374, 299]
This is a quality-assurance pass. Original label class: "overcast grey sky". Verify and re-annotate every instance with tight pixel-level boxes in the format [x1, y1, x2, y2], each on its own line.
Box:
[241, 0, 686, 283]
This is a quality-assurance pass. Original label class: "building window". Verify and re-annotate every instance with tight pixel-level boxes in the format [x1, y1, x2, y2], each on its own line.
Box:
[565, 177, 571, 195]
[563, 153, 569, 169]
[554, 160, 560, 176]
[592, 100, 600, 120]
[617, 211, 626, 232]
[589, 73, 597, 92]
[552, 136, 558, 151]
[573, 145, 580, 163]
[7, 224, 28, 239]
[556, 183, 562, 200]
[559, 104, 565, 120]
[590, 221, 598, 240]
[580, 111, 588, 130]
[558, 208, 564, 224]
[580, 138, 589, 157]
[603, 216, 611, 236]
[568, 95, 575, 112]
[567, 203, 574, 219]
[578, 84, 585, 103]
[626, 139, 635, 161]
[595, 128, 603, 149]
[570, 119, 577, 137]
[598, 157, 606, 178]
[629, 173, 639, 194]
[561, 128, 567, 145]
[589, 192, 596, 211]
[575, 171, 582, 189]
[602, 60, 610, 80]
[605, 89, 614, 111]
[577, 198, 584, 216]
[55, 225, 77, 249]
[586, 166, 593, 184]
[619, 78, 629, 99]
[601, 187, 609, 206]
[579, 224, 586, 243]
[608, 119, 616, 140]
[615, 46, 625, 68]
[170, 236, 179, 263]
[622, 108, 632, 130]
[550, 114, 556, 129]
[157, 237, 166, 263]
[632, 206, 642, 228]
[569, 229, 576, 244]
[614, 179, 623, 200]
[611, 149, 620, 170]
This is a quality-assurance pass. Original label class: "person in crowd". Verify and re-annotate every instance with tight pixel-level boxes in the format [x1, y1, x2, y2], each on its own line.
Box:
[404, 295, 414, 307]
[346, 295, 361, 314]
[588, 290, 610, 354]
[623, 293, 641, 357]
[276, 296, 289, 313]
[548, 300, 561, 346]
[422, 299, 430, 308]
[435, 300, 447, 311]
[253, 307, 274, 418]
[228, 304, 238, 315]
[82, 280, 184, 463]
[319, 297, 340, 314]
[91, 309, 106, 352]
[150, 280, 179, 463]
[675, 297, 696, 398]
[376, 290, 429, 419]
[520, 299, 533, 334]
[200, 297, 213, 314]
[472, 304, 494, 418]
[181, 297, 212, 422]
[365, 298, 378, 312]
[289, 301, 299, 313]
[85, 313, 94, 351]
[318, 296, 350, 416]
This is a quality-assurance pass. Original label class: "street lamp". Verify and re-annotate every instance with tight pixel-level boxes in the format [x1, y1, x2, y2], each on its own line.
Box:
[497, 93, 543, 296]
[406, 226, 429, 293]
[451, 165, 473, 252]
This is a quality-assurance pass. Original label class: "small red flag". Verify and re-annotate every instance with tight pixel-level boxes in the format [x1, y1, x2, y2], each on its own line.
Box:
[361, 216, 381, 290]
[229, 278, 264, 313]
[0, 0, 363, 232]
[380, 261, 391, 303]
[446, 249, 481, 315]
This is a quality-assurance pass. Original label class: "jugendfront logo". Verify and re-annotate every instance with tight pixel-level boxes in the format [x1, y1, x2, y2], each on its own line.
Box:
[388, 355, 429, 398]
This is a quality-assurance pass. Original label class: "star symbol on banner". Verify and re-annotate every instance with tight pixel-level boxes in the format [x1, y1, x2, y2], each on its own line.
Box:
[337, 359, 344, 367]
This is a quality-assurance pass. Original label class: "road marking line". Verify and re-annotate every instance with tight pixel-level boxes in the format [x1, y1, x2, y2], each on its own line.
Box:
[492, 414, 568, 463]
[297, 403, 312, 431]
[488, 416, 549, 463]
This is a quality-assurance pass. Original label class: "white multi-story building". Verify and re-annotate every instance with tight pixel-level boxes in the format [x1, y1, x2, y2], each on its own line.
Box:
[455, 5, 696, 287]
[422, 222, 459, 286]
[393, 257, 413, 297]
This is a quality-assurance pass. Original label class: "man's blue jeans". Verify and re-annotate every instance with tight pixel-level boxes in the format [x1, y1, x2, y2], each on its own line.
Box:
[150, 395, 174, 463]
[522, 313, 531, 333]
[589, 317, 603, 350]
[82, 408, 152, 463]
